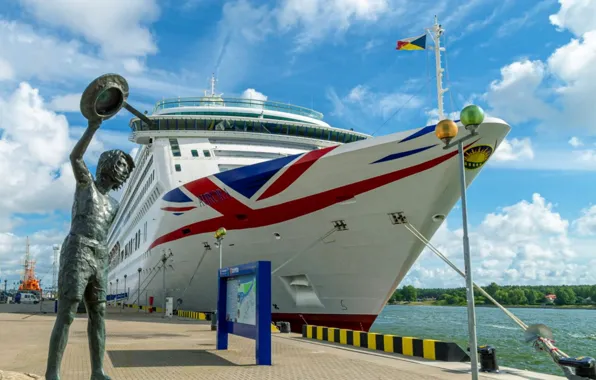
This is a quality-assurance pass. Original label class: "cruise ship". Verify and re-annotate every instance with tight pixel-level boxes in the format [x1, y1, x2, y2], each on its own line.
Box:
[106, 20, 510, 332]
[105, 72, 509, 332]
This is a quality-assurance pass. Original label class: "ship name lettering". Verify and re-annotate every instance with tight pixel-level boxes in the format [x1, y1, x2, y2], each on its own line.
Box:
[197, 188, 230, 207]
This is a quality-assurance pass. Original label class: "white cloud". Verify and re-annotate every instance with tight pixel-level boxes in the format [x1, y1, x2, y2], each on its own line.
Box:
[20, 0, 160, 58]
[344, 84, 423, 119]
[569, 136, 583, 147]
[549, 0, 596, 37]
[275, 0, 393, 51]
[241, 88, 268, 101]
[404, 193, 596, 288]
[425, 108, 459, 125]
[0, 82, 135, 284]
[48, 93, 81, 113]
[573, 205, 596, 236]
[0, 58, 15, 81]
[496, 0, 554, 38]
[0, 20, 200, 99]
[485, 0, 596, 133]
[485, 60, 553, 124]
[492, 137, 534, 161]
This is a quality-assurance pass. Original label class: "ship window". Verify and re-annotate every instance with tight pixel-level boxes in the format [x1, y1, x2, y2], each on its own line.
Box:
[169, 138, 181, 157]
[175, 164, 181, 172]
[203, 150, 211, 158]
[191, 149, 199, 157]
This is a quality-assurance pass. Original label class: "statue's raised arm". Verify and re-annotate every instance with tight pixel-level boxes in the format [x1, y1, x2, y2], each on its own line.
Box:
[70, 119, 102, 185]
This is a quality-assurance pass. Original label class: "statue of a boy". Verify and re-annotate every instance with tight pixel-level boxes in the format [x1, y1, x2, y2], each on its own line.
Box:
[45, 117, 135, 380]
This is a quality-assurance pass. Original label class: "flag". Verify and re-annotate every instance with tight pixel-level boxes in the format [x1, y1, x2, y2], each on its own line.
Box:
[396, 33, 426, 51]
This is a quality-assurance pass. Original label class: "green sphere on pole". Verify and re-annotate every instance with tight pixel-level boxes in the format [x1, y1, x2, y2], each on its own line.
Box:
[460, 104, 485, 127]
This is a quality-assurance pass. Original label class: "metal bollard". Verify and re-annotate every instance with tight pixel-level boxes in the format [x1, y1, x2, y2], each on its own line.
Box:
[210, 311, 217, 331]
[478, 345, 499, 373]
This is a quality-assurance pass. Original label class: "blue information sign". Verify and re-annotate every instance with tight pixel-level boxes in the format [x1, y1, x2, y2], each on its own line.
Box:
[216, 260, 271, 366]
[107, 292, 128, 301]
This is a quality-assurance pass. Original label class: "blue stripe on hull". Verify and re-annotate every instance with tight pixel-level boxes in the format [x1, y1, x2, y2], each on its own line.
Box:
[399, 120, 460, 143]
[372, 144, 437, 164]
[162, 188, 193, 202]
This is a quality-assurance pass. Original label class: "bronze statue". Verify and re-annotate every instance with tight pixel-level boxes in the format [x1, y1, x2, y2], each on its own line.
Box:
[45, 74, 138, 380]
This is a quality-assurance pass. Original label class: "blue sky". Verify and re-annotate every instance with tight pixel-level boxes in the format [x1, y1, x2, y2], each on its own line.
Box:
[1, 0, 596, 289]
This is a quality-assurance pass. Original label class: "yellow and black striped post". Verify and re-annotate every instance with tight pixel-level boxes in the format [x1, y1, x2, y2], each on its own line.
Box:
[301, 325, 469, 362]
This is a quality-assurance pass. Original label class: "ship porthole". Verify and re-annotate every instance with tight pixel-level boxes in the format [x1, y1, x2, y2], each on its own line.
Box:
[432, 214, 446, 222]
[273, 232, 281, 240]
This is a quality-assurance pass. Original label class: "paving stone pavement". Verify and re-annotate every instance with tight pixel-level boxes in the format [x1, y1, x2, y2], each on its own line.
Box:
[0, 306, 564, 380]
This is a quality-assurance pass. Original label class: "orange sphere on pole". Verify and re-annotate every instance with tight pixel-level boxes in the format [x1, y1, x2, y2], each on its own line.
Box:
[435, 119, 458, 145]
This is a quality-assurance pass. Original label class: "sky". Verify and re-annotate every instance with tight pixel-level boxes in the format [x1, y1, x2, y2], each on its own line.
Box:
[1, 0, 596, 291]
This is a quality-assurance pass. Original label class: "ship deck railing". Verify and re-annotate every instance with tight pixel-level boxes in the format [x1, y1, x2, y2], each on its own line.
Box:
[153, 97, 324, 120]
[129, 116, 369, 144]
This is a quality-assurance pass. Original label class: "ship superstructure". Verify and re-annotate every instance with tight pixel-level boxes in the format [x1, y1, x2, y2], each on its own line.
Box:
[106, 19, 511, 332]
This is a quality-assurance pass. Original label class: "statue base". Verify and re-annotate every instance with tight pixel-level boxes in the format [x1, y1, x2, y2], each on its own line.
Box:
[0, 370, 43, 379]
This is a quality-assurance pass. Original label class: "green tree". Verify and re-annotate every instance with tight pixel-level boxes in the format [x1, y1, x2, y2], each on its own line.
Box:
[555, 288, 576, 305]
[402, 285, 417, 302]
[391, 290, 404, 303]
[509, 288, 528, 305]
[485, 282, 500, 297]
[495, 289, 510, 305]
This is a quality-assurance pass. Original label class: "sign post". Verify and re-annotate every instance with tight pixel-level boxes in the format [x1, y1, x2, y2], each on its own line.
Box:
[216, 260, 271, 366]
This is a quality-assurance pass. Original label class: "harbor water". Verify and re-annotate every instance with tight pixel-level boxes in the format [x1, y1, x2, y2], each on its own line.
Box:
[371, 305, 595, 375]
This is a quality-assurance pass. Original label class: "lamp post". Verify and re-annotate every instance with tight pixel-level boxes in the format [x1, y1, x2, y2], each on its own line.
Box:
[162, 254, 167, 314]
[435, 104, 485, 380]
[215, 227, 227, 269]
[124, 274, 127, 300]
[137, 268, 141, 309]
[212, 227, 227, 331]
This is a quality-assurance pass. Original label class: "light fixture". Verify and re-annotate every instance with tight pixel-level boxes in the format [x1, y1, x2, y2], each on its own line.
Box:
[432, 214, 446, 222]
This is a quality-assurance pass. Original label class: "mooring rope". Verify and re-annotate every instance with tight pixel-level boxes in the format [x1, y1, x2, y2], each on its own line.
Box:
[402, 221, 577, 374]
[271, 227, 337, 275]
[403, 222, 527, 330]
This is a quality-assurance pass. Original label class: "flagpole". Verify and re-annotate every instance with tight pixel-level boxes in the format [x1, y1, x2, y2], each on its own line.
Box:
[428, 16, 479, 380]
[428, 15, 447, 120]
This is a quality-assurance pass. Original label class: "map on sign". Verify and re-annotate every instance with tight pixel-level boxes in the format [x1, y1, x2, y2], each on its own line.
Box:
[225, 273, 257, 325]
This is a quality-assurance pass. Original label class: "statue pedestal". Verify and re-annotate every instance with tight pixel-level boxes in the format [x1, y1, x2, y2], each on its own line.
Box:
[0, 370, 43, 379]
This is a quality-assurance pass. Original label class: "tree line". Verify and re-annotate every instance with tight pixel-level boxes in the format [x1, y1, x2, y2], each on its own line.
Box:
[389, 283, 596, 307]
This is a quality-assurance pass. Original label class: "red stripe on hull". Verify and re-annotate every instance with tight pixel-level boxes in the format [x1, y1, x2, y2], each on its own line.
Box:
[258, 145, 338, 200]
[149, 140, 479, 250]
[272, 313, 377, 333]
[161, 206, 196, 212]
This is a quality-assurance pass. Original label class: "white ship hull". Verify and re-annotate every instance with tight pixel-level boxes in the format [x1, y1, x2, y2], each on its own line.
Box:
[108, 118, 510, 332]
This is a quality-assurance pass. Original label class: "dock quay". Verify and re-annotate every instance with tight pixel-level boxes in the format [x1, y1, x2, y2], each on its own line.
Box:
[0, 303, 565, 380]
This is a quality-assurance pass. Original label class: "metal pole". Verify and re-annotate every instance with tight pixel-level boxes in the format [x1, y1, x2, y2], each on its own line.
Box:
[212, 237, 223, 331]
[458, 141, 479, 380]
[137, 268, 141, 308]
[218, 238, 223, 269]
[162, 255, 167, 314]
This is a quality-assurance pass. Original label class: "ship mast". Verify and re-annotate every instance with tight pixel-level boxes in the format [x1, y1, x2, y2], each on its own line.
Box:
[209, 73, 216, 96]
[426, 16, 448, 120]
[205, 73, 222, 97]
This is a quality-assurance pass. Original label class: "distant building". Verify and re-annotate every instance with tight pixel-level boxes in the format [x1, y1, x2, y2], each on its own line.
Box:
[545, 294, 557, 303]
